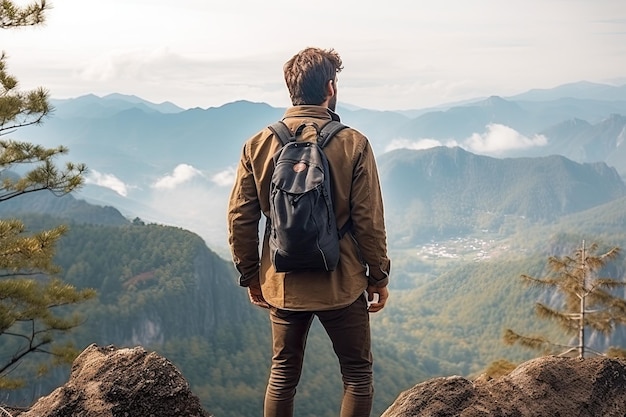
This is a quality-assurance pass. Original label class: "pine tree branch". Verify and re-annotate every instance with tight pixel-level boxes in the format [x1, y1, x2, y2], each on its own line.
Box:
[0, 0, 49, 29]
[0, 318, 50, 375]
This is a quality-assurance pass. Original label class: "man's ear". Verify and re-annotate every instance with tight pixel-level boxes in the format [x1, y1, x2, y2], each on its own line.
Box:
[326, 79, 335, 97]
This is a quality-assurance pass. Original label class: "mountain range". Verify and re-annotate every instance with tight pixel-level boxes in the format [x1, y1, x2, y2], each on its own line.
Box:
[3, 80, 626, 416]
[8, 81, 626, 251]
[379, 146, 626, 245]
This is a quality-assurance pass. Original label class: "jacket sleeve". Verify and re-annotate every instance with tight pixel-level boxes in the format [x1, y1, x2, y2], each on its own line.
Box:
[350, 139, 391, 287]
[227, 142, 262, 287]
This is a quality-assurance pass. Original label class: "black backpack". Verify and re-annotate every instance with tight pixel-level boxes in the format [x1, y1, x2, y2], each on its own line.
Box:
[266, 120, 350, 273]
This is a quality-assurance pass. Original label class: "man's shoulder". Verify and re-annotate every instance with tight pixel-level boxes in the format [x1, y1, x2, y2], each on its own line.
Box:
[332, 124, 369, 150]
[336, 123, 365, 138]
[245, 125, 275, 145]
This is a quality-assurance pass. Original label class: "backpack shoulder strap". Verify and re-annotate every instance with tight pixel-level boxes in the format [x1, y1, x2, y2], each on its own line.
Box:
[268, 121, 293, 147]
[318, 121, 348, 148]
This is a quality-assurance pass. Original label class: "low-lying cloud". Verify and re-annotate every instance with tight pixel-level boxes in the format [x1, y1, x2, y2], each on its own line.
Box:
[385, 138, 459, 153]
[152, 164, 203, 189]
[384, 123, 548, 156]
[146, 181, 231, 252]
[85, 170, 129, 197]
[211, 167, 236, 187]
[465, 123, 548, 155]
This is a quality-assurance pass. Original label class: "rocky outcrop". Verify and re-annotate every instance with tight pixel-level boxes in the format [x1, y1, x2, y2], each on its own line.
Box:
[8, 348, 626, 417]
[15, 344, 211, 417]
[381, 355, 626, 417]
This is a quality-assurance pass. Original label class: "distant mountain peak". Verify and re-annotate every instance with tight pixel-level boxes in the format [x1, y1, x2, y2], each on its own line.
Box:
[478, 95, 510, 106]
[606, 113, 626, 121]
[103, 93, 144, 102]
[486, 95, 506, 102]
[213, 100, 277, 111]
[100, 93, 184, 113]
[510, 81, 626, 102]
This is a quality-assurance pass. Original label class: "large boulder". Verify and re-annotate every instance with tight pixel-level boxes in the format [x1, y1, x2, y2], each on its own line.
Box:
[18, 344, 211, 417]
[381, 356, 626, 417]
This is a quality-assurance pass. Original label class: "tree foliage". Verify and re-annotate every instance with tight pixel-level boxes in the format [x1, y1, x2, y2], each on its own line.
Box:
[0, 0, 94, 390]
[505, 241, 626, 358]
[0, 0, 47, 29]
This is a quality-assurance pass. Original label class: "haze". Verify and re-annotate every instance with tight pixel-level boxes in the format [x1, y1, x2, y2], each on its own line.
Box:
[5, 0, 626, 111]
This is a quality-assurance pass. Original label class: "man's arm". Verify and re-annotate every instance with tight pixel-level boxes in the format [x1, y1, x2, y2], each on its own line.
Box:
[227, 143, 262, 287]
[350, 139, 391, 288]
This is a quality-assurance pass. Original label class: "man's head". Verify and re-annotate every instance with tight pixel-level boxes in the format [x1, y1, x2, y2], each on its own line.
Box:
[283, 47, 343, 110]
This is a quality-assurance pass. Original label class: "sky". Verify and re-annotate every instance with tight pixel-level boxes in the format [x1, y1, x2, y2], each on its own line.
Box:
[4, 0, 626, 111]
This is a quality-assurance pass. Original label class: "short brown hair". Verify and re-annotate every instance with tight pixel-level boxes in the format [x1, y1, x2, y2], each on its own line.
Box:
[283, 47, 343, 106]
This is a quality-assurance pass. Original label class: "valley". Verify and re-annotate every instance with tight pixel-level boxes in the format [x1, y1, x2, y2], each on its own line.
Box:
[414, 234, 508, 263]
[2, 83, 626, 416]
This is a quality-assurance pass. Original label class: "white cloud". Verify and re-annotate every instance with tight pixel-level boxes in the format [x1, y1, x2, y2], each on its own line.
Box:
[384, 138, 459, 153]
[152, 164, 203, 189]
[383, 124, 548, 156]
[464, 123, 548, 155]
[211, 167, 236, 187]
[85, 170, 129, 197]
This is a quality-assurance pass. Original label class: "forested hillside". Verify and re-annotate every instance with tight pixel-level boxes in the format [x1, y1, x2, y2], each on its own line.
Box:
[1, 206, 420, 417]
[379, 146, 626, 245]
[3, 146, 626, 416]
[384, 201, 626, 381]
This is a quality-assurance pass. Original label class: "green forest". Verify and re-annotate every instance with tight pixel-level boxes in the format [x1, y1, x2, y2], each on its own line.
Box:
[2, 197, 625, 417]
[1, 148, 625, 416]
[3, 215, 421, 416]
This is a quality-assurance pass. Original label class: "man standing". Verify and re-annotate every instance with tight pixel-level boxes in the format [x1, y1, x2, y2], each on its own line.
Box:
[227, 47, 390, 417]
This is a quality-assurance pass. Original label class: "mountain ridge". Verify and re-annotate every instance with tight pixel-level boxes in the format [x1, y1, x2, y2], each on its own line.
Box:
[379, 146, 626, 245]
[4, 80, 626, 417]
[13, 81, 624, 250]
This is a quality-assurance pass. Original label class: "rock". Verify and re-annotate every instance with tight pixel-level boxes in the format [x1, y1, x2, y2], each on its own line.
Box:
[381, 356, 626, 417]
[12, 348, 626, 417]
[18, 344, 212, 417]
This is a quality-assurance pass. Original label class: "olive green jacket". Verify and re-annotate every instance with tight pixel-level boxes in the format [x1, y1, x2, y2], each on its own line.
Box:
[227, 105, 390, 311]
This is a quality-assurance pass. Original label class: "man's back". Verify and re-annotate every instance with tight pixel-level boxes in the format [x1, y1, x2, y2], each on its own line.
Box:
[226, 47, 389, 417]
[228, 105, 389, 310]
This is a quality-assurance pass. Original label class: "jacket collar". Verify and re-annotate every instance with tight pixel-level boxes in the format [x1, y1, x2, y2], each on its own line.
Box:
[282, 105, 341, 122]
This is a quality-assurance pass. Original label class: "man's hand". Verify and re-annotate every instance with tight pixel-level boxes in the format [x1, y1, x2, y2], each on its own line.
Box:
[248, 283, 270, 309]
[366, 285, 388, 313]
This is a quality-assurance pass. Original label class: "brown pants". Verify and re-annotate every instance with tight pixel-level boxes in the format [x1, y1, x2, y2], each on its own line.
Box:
[265, 295, 373, 417]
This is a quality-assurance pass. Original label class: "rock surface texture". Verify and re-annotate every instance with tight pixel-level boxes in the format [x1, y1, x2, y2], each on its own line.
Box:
[7, 348, 626, 416]
[381, 355, 626, 417]
[15, 344, 211, 417]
